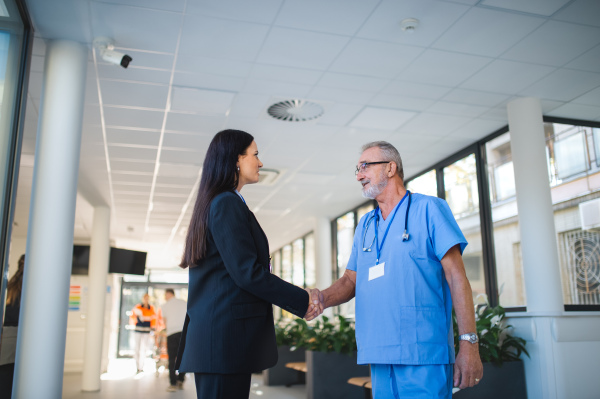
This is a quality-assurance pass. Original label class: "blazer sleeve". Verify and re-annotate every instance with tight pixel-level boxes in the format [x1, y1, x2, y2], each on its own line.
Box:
[209, 193, 309, 318]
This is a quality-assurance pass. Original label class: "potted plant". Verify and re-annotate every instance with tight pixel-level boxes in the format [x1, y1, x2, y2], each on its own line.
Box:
[300, 315, 370, 399]
[262, 318, 307, 386]
[453, 303, 529, 399]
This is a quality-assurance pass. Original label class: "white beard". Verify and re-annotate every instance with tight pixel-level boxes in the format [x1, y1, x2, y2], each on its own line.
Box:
[361, 172, 388, 199]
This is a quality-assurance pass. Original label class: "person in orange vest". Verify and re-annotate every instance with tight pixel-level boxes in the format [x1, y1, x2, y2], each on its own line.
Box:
[131, 293, 157, 373]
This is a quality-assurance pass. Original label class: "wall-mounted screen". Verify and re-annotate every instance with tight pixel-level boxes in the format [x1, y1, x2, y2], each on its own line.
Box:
[109, 247, 147, 276]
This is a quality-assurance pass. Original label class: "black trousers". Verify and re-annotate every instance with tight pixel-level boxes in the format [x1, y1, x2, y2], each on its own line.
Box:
[194, 372, 251, 399]
[167, 332, 186, 386]
[0, 363, 14, 398]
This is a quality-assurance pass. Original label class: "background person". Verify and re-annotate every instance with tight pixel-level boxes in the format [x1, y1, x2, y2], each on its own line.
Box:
[176, 129, 321, 399]
[0, 254, 24, 397]
[130, 293, 157, 373]
[161, 288, 187, 392]
[317, 141, 483, 399]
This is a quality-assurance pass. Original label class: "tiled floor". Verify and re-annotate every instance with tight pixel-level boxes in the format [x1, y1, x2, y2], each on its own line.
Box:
[62, 359, 305, 399]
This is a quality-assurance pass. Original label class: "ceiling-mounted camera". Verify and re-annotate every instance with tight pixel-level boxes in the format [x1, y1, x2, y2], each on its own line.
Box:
[93, 37, 132, 69]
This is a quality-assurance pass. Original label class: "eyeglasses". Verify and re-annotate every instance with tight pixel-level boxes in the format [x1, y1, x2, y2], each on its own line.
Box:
[355, 161, 390, 176]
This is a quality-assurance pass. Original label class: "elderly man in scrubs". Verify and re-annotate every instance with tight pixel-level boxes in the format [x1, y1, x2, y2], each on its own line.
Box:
[319, 141, 483, 398]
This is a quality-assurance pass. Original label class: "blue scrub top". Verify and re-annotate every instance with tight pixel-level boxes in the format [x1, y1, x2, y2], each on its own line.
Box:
[347, 193, 467, 366]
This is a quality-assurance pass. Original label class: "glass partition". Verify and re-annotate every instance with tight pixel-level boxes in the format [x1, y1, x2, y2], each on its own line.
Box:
[407, 169, 437, 197]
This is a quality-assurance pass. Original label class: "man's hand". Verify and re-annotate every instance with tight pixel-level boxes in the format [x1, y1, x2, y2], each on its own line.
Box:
[453, 342, 483, 389]
[304, 288, 324, 320]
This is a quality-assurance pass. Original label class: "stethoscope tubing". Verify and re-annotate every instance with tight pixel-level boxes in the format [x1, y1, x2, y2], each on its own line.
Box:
[362, 191, 412, 253]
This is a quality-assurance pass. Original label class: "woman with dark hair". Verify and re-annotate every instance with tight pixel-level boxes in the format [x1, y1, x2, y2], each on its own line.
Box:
[0, 254, 25, 396]
[176, 129, 322, 399]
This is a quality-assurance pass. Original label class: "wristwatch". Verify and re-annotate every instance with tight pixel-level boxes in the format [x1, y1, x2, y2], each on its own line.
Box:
[458, 333, 479, 344]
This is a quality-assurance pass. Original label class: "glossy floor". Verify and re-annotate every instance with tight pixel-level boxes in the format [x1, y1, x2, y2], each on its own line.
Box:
[62, 359, 305, 399]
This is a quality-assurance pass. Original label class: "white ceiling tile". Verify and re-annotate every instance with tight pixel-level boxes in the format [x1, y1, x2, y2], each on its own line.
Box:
[186, 0, 282, 25]
[478, 105, 509, 122]
[170, 87, 236, 115]
[83, 105, 102, 126]
[154, 185, 193, 196]
[450, 118, 506, 139]
[330, 39, 424, 79]
[480, 0, 571, 16]
[90, 3, 182, 53]
[108, 145, 157, 161]
[156, 176, 198, 186]
[251, 65, 323, 86]
[572, 86, 600, 106]
[180, 15, 269, 62]
[309, 87, 375, 105]
[162, 132, 212, 151]
[547, 103, 600, 120]
[426, 101, 489, 118]
[432, 8, 545, 57]
[565, 45, 600, 73]
[111, 160, 155, 174]
[94, 0, 186, 12]
[318, 72, 390, 93]
[173, 72, 246, 92]
[103, 107, 164, 130]
[160, 149, 205, 164]
[257, 27, 350, 70]
[176, 55, 253, 78]
[165, 113, 226, 134]
[349, 107, 417, 130]
[520, 69, 600, 101]
[369, 94, 435, 112]
[96, 66, 172, 86]
[112, 173, 154, 184]
[400, 49, 492, 87]
[540, 99, 565, 114]
[100, 80, 168, 109]
[501, 21, 600, 67]
[442, 89, 509, 107]
[386, 132, 446, 154]
[275, 0, 379, 36]
[106, 128, 160, 146]
[157, 162, 200, 179]
[553, 0, 600, 27]
[384, 80, 452, 100]
[397, 112, 471, 136]
[316, 103, 363, 126]
[461, 59, 555, 94]
[229, 93, 272, 118]
[243, 79, 313, 98]
[357, 0, 470, 47]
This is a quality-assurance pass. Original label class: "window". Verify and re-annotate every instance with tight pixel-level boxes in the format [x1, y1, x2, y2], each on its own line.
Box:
[406, 169, 437, 197]
[292, 238, 304, 287]
[336, 211, 355, 280]
[486, 132, 526, 307]
[443, 154, 486, 303]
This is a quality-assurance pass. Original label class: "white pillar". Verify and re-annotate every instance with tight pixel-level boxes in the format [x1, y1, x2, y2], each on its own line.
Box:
[82, 206, 111, 391]
[13, 40, 87, 399]
[507, 97, 563, 313]
[314, 217, 333, 317]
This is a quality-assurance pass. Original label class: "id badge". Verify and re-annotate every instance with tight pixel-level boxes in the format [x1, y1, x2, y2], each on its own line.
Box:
[368, 262, 385, 281]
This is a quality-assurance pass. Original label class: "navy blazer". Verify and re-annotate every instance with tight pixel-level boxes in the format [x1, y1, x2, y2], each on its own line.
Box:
[176, 191, 309, 374]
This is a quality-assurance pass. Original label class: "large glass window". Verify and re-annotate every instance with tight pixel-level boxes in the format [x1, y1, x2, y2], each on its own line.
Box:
[444, 154, 486, 303]
[304, 233, 315, 288]
[292, 238, 305, 287]
[281, 245, 292, 283]
[486, 132, 525, 307]
[0, 0, 31, 325]
[406, 169, 437, 197]
[336, 211, 355, 280]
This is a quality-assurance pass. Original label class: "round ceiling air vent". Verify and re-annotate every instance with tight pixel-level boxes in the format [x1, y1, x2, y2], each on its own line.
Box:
[267, 99, 324, 122]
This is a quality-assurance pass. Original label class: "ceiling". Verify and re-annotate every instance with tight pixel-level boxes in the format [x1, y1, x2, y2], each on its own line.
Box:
[13, 0, 600, 269]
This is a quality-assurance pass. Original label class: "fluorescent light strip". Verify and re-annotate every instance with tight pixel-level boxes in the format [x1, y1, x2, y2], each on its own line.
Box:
[143, 3, 187, 236]
[92, 47, 117, 222]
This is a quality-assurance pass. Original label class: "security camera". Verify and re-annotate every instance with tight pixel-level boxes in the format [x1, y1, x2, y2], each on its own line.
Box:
[93, 37, 132, 69]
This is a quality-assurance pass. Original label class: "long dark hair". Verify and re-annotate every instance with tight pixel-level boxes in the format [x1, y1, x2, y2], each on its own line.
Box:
[180, 129, 254, 268]
[7, 254, 25, 305]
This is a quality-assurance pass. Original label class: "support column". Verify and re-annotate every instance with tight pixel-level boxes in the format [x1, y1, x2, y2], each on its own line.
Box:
[507, 97, 563, 312]
[82, 206, 111, 391]
[13, 40, 87, 399]
[314, 217, 333, 317]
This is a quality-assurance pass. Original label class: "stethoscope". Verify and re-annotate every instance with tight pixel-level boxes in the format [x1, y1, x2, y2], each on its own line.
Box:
[362, 191, 411, 262]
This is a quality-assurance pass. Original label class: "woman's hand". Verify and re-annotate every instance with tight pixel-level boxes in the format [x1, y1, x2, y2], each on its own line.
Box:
[304, 288, 324, 320]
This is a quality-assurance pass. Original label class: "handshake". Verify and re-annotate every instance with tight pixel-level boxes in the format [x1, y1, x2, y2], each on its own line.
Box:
[304, 288, 325, 321]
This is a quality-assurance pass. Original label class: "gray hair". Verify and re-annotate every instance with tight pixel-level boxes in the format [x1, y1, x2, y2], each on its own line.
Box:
[361, 141, 404, 181]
